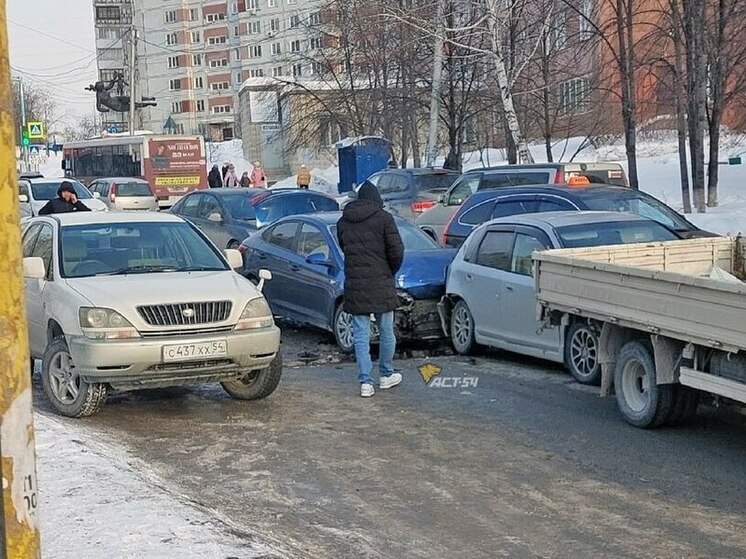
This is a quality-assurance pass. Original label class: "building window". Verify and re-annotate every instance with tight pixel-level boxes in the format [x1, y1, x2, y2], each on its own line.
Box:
[310, 37, 322, 50]
[169, 79, 182, 91]
[287, 0, 296, 5]
[273, 66, 283, 77]
[269, 0, 277, 6]
[234, 25, 240, 37]
[164, 10, 177, 23]
[212, 105, 232, 114]
[168, 56, 180, 68]
[99, 48, 123, 61]
[206, 13, 226, 22]
[292, 63, 302, 78]
[311, 61, 324, 75]
[209, 59, 229, 67]
[271, 42, 282, 55]
[250, 69, 264, 78]
[171, 101, 182, 113]
[166, 32, 178, 46]
[189, 8, 200, 21]
[249, 21, 261, 34]
[194, 76, 204, 89]
[290, 15, 300, 28]
[230, 2, 239, 14]
[270, 18, 281, 32]
[100, 69, 124, 83]
[309, 11, 321, 25]
[191, 31, 201, 43]
[196, 100, 206, 112]
[247, 0, 259, 10]
[550, 11, 567, 51]
[193, 54, 203, 65]
[236, 72, 243, 84]
[97, 27, 122, 40]
[250, 45, 263, 58]
[234, 47, 242, 61]
[579, 0, 593, 41]
[211, 82, 230, 91]
[208, 36, 227, 45]
[558, 77, 591, 114]
[290, 39, 301, 53]
[95, 6, 121, 23]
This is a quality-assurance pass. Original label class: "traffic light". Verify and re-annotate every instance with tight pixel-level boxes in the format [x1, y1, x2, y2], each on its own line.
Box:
[21, 129, 29, 147]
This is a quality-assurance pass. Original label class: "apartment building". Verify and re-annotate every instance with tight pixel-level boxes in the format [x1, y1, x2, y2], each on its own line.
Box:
[94, 0, 323, 140]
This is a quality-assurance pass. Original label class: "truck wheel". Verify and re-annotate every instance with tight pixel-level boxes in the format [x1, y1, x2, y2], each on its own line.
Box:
[333, 305, 355, 353]
[41, 338, 107, 418]
[614, 341, 675, 428]
[668, 386, 700, 425]
[222, 351, 282, 400]
[450, 299, 476, 355]
[564, 322, 601, 385]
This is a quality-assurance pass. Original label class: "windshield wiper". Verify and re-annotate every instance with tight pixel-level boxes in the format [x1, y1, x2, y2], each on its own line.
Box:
[97, 265, 179, 276]
[178, 266, 225, 272]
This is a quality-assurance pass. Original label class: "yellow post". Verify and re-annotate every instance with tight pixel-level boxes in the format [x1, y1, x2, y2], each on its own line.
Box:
[0, 2, 42, 557]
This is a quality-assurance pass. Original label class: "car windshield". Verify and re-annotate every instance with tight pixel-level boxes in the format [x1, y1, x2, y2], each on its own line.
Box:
[255, 194, 339, 227]
[115, 182, 152, 197]
[556, 220, 680, 248]
[414, 174, 457, 193]
[330, 220, 439, 251]
[31, 181, 91, 201]
[60, 222, 228, 278]
[581, 191, 693, 232]
[222, 194, 257, 221]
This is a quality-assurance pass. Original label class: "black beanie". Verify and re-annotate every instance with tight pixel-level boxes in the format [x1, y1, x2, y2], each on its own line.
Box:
[57, 181, 76, 196]
[357, 181, 383, 206]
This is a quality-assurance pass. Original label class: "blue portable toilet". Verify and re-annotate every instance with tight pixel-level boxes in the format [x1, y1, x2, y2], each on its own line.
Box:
[336, 136, 391, 194]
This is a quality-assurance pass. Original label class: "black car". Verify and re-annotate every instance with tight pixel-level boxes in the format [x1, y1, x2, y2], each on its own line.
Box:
[363, 168, 459, 221]
[442, 184, 712, 248]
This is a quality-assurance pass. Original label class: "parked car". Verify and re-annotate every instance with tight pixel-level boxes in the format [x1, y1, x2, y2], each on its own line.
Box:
[416, 162, 628, 242]
[21, 212, 282, 417]
[19, 178, 108, 216]
[439, 212, 682, 385]
[362, 168, 460, 221]
[19, 172, 44, 180]
[87, 177, 159, 212]
[440, 184, 711, 248]
[240, 212, 456, 352]
[170, 188, 340, 250]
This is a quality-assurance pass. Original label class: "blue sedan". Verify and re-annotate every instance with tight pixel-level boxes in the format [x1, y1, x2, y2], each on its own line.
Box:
[240, 212, 457, 352]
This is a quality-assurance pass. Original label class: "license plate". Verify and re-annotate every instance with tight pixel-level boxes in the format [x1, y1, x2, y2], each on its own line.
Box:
[162, 341, 227, 362]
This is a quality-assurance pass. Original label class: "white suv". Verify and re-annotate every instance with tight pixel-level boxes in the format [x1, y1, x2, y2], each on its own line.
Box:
[22, 212, 281, 417]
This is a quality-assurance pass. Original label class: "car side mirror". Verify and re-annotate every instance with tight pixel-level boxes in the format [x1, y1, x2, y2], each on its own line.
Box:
[92, 192, 101, 199]
[306, 252, 331, 267]
[23, 257, 46, 279]
[208, 212, 223, 223]
[257, 268, 272, 291]
[437, 194, 446, 204]
[19, 194, 29, 203]
[224, 248, 243, 270]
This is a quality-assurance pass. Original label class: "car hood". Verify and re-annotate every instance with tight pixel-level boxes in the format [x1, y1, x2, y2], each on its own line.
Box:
[66, 271, 259, 313]
[396, 249, 457, 299]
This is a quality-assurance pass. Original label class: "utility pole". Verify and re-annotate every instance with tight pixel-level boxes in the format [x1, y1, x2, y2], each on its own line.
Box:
[15, 75, 29, 168]
[128, 25, 137, 135]
[0, 2, 42, 557]
[425, 0, 446, 168]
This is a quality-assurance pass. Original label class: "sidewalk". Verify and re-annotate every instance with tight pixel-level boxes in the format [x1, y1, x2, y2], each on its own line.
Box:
[35, 412, 287, 559]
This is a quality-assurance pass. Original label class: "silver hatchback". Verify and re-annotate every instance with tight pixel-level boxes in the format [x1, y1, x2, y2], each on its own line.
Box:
[89, 178, 159, 212]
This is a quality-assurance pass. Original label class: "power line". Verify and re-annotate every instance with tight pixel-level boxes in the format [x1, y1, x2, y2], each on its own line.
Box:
[8, 19, 94, 54]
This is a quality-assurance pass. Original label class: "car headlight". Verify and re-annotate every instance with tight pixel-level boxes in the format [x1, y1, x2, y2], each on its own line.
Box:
[79, 307, 140, 339]
[234, 297, 274, 330]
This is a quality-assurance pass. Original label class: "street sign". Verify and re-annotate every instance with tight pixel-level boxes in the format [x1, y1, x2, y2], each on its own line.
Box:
[29, 146, 39, 155]
[163, 115, 177, 133]
[27, 121, 44, 139]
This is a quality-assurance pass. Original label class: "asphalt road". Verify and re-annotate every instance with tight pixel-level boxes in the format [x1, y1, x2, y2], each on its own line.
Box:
[37, 325, 746, 558]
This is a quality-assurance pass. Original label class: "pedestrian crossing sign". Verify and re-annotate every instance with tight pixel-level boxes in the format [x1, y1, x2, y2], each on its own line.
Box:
[27, 122, 44, 139]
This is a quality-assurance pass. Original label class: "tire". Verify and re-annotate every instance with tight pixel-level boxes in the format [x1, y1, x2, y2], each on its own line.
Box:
[333, 305, 355, 353]
[564, 321, 601, 385]
[222, 351, 283, 400]
[227, 240, 240, 250]
[450, 299, 476, 355]
[41, 338, 107, 418]
[667, 386, 700, 425]
[613, 341, 675, 429]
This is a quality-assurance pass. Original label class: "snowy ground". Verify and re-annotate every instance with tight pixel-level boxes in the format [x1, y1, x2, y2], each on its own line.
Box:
[36, 412, 287, 559]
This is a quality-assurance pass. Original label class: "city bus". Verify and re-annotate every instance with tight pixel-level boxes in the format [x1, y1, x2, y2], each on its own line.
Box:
[62, 135, 209, 208]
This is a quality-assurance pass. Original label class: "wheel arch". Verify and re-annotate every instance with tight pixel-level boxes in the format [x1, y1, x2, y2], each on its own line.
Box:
[47, 319, 64, 343]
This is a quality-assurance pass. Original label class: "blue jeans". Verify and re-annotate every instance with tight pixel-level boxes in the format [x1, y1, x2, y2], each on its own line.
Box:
[352, 312, 396, 385]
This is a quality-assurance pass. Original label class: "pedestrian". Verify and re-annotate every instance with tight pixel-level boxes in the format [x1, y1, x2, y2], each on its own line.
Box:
[250, 161, 267, 188]
[240, 171, 251, 188]
[224, 164, 239, 188]
[38, 182, 92, 215]
[337, 181, 404, 398]
[296, 164, 311, 190]
[221, 161, 230, 181]
[208, 164, 223, 188]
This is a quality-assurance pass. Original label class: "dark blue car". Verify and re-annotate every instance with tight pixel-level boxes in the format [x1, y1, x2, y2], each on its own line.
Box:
[241, 212, 457, 352]
[442, 185, 708, 248]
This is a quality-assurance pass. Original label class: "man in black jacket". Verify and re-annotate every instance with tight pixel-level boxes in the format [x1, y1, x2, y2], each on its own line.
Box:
[208, 165, 223, 188]
[38, 182, 92, 215]
[337, 182, 404, 397]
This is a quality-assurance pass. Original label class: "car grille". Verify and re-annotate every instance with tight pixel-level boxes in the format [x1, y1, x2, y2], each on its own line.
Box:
[140, 325, 234, 338]
[137, 301, 232, 326]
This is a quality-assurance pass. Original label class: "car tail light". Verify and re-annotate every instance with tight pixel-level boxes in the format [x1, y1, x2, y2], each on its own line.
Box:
[237, 244, 248, 254]
[442, 210, 458, 246]
[412, 200, 436, 213]
[554, 169, 565, 184]
[109, 184, 116, 203]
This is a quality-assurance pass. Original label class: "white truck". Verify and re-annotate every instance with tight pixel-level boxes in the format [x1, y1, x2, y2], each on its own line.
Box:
[534, 236, 746, 428]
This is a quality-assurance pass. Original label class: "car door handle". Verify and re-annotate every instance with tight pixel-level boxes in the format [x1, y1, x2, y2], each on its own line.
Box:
[505, 285, 514, 292]
[465, 273, 473, 282]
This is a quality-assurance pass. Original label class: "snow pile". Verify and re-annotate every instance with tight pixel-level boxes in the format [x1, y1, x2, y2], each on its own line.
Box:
[37, 152, 65, 179]
[271, 165, 340, 196]
[206, 139, 255, 178]
[36, 413, 286, 559]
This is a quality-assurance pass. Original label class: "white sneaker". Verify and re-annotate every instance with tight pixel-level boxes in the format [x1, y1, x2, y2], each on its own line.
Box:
[379, 372, 402, 390]
[360, 383, 375, 398]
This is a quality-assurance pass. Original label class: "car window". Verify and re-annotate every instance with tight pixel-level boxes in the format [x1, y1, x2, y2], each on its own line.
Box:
[297, 223, 330, 259]
[377, 174, 395, 194]
[31, 225, 54, 280]
[511, 233, 548, 276]
[536, 198, 577, 212]
[556, 220, 680, 248]
[255, 194, 338, 227]
[198, 196, 223, 219]
[582, 192, 691, 231]
[331, 220, 438, 251]
[448, 175, 480, 206]
[177, 194, 202, 217]
[479, 172, 552, 189]
[116, 182, 152, 197]
[475, 231, 513, 271]
[222, 194, 257, 221]
[414, 174, 458, 194]
[30, 181, 91, 201]
[391, 174, 409, 193]
[492, 199, 540, 219]
[265, 222, 299, 251]
[22, 224, 42, 257]
[366, 174, 381, 187]
[460, 200, 495, 226]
